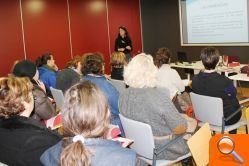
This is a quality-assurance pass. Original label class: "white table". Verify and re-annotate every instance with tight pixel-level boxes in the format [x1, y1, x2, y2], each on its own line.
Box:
[171, 62, 249, 103]
[228, 73, 249, 104]
[171, 61, 246, 80]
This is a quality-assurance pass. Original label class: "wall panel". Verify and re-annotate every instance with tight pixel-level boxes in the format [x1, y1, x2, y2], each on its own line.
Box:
[22, 0, 71, 68]
[0, 0, 24, 76]
[108, 0, 142, 57]
[69, 0, 110, 73]
[0, 0, 142, 75]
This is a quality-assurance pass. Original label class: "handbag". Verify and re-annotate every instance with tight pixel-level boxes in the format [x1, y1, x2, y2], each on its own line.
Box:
[240, 65, 249, 74]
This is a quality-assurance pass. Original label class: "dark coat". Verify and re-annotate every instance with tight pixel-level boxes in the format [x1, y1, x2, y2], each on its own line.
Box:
[56, 68, 81, 93]
[0, 116, 61, 166]
[31, 84, 56, 121]
[192, 72, 241, 125]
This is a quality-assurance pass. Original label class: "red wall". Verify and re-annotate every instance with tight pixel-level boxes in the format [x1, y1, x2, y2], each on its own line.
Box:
[0, 1, 24, 76]
[22, 0, 72, 68]
[0, 0, 142, 76]
[69, 0, 110, 72]
[108, 0, 142, 56]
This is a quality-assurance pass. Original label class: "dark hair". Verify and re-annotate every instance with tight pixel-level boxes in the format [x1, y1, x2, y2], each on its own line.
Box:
[35, 52, 52, 67]
[12, 60, 37, 79]
[83, 53, 104, 75]
[117, 26, 129, 38]
[154, 47, 172, 67]
[200, 47, 220, 70]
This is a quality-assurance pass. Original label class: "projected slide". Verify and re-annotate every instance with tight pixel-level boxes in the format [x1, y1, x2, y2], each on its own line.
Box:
[180, 0, 249, 45]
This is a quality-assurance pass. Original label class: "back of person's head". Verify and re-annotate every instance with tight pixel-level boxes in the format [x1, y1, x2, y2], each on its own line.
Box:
[12, 60, 37, 80]
[35, 52, 52, 67]
[124, 53, 158, 88]
[66, 56, 83, 69]
[60, 81, 110, 166]
[154, 47, 172, 68]
[83, 53, 104, 75]
[200, 47, 220, 70]
[0, 76, 33, 119]
[110, 52, 127, 68]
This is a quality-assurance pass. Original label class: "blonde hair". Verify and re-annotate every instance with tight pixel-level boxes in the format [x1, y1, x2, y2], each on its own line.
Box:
[61, 81, 110, 166]
[110, 52, 127, 67]
[0, 76, 33, 118]
[124, 53, 158, 88]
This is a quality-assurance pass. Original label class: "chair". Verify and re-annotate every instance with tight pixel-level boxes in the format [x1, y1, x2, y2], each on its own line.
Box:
[190, 92, 247, 133]
[119, 114, 191, 166]
[187, 123, 211, 166]
[108, 78, 126, 94]
[50, 87, 64, 110]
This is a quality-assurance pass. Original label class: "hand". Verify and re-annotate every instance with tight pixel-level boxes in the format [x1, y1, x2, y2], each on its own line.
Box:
[37, 80, 46, 92]
[126, 46, 131, 50]
[53, 64, 59, 71]
[118, 48, 125, 52]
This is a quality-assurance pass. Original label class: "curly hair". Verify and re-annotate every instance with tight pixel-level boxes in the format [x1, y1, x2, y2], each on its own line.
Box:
[124, 53, 158, 88]
[83, 53, 104, 75]
[66, 56, 83, 69]
[0, 77, 33, 119]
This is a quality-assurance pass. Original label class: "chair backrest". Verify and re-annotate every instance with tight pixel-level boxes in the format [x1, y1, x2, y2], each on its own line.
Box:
[245, 107, 249, 133]
[50, 87, 64, 110]
[119, 114, 155, 159]
[187, 123, 211, 166]
[190, 92, 223, 126]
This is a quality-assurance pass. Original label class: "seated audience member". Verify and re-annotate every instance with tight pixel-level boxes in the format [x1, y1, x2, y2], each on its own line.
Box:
[154, 47, 185, 99]
[0, 77, 61, 166]
[40, 81, 136, 166]
[83, 53, 124, 136]
[36, 53, 58, 96]
[56, 56, 83, 93]
[192, 47, 241, 133]
[110, 51, 127, 80]
[119, 53, 189, 160]
[12, 60, 56, 122]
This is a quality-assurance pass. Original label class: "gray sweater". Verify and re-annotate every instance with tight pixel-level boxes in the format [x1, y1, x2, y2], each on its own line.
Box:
[119, 87, 189, 160]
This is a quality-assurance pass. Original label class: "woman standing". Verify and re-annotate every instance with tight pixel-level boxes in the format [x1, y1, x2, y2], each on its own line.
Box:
[115, 26, 132, 62]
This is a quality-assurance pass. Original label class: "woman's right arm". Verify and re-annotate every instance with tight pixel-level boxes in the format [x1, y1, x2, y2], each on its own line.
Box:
[160, 92, 187, 135]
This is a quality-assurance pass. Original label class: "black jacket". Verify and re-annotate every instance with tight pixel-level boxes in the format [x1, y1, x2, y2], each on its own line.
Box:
[0, 116, 61, 166]
[32, 84, 56, 121]
[192, 72, 241, 125]
[56, 68, 81, 93]
[111, 67, 124, 81]
[115, 36, 132, 54]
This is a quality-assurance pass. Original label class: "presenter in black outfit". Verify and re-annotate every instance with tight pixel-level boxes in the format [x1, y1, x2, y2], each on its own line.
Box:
[115, 26, 132, 61]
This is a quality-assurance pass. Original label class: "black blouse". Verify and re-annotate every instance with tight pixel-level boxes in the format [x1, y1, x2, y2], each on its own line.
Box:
[115, 36, 132, 54]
